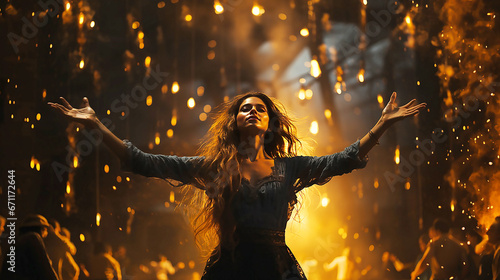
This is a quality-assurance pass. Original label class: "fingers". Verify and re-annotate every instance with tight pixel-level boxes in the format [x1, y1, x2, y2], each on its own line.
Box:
[82, 97, 90, 108]
[389, 92, 397, 103]
[59, 97, 73, 110]
[402, 99, 417, 108]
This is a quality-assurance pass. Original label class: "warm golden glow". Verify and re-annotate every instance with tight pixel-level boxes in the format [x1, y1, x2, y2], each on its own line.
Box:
[36, 163, 40, 171]
[42, 89, 47, 99]
[66, 182, 71, 194]
[363, 0, 368, 5]
[138, 31, 144, 39]
[73, 156, 78, 168]
[394, 145, 400, 165]
[171, 112, 177, 126]
[79, 59, 85, 69]
[185, 14, 192, 22]
[79, 234, 85, 242]
[278, 13, 287, 20]
[204, 104, 212, 113]
[104, 165, 109, 173]
[145, 56, 151, 67]
[300, 28, 309, 37]
[161, 84, 168, 94]
[310, 59, 321, 78]
[36, 113, 41, 121]
[146, 95, 153, 106]
[170, 191, 175, 203]
[172, 81, 179, 94]
[90, 21, 95, 28]
[310, 121, 319, 135]
[65, 2, 71, 11]
[157, 1, 166, 8]
[187, 97, 196, 109]
[405, 181, 411, 190]
[132, 21, 140, 29]
[214, 0, 224, 14]
[96, 213, 101, 226]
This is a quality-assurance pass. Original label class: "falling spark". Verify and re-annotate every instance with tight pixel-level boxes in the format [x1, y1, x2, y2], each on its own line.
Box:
[172, 81, 179, 94]
[305, 89, 313, 100]
[90, 21, 95, 28]
[394, 145, 400, 165]
[66, 182, 71, 194]
[377, 95, 384, 108]
[300, 28, 309, 37]
[298, 88, 306, 100]
[104, 165, 109, 173]
[335, 82, 342, 94]
[65, 2, 71, 10]
[185, 14, 192, 22]
[145, 56, 151, 67]
[170, 191, 175, 203]
[197, 86, 205, 96]
[214, 0, 224, 14]
[321, 197, 330, 207]
[30, 157, 35, 169]
[96, 213, 101, 226]
[187, 98, 195, 109]
[78, 13, 84, 25]
[358, 68, 365, 83]
[310, 121, 319, 134]
[132, 21, 140, 29]
[155, 132, 160, 145]
[79, 59, 84, 69]
[310, 59, 321, 78]
[252, 3, 264, 16]
[79, 234, 85, 242]
[324, 109, 332, 119]
[146, 95, 153, 106]
[167, 129, 174, 138]
[171, 110, 177, 126]
[73, 156, 78, 168]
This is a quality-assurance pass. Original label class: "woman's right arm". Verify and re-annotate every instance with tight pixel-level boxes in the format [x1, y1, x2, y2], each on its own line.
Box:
[49, 97, 127, 163]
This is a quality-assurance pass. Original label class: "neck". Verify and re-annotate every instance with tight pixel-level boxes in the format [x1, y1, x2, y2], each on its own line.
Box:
[239, 133, 268, 161]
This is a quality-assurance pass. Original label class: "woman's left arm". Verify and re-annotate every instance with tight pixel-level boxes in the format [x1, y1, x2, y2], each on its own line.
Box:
[358, 92, 426, 159]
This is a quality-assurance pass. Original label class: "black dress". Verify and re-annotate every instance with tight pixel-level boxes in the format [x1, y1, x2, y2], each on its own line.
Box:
[123, 140, 367, 279]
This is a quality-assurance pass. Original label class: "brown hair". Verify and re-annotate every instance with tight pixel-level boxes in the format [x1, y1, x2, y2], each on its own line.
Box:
[190, 92, 301, 254]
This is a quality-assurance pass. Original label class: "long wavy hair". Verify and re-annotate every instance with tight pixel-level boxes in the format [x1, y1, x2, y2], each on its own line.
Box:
[190, 92, 301, 254]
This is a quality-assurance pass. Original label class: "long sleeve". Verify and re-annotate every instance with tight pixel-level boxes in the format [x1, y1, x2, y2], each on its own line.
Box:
[287, 140, 368, 192]
[121, 140, 202, 186]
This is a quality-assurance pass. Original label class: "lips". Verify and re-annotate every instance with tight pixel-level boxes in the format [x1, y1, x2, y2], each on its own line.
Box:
[246, 115, 259, 121]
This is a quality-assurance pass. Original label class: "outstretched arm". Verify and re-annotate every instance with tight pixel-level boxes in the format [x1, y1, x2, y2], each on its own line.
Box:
[358, 92, 426, 159]
[49, 97, 128, 162]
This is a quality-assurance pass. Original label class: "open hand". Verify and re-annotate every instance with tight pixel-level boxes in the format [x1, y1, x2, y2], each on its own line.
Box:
[48, 97, 97, 127]
[382, 92, 426, 124]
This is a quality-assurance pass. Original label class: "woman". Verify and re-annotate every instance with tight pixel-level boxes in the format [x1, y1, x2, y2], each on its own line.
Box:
[49, 91, 425, 279]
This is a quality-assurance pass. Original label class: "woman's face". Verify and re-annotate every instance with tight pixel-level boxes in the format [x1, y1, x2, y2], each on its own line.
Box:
[236, 97, 270, 134]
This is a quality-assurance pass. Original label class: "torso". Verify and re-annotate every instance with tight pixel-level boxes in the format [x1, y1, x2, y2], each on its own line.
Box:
[239, 158, 275, 186]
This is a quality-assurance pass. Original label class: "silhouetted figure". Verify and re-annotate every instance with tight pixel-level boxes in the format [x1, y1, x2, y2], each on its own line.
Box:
[45, 220, 79, 280]
[411, 218, 469, 280]
[324, 247, 355, 280]
[0, 214, 59, 280]
[88, 242, 122, 280]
